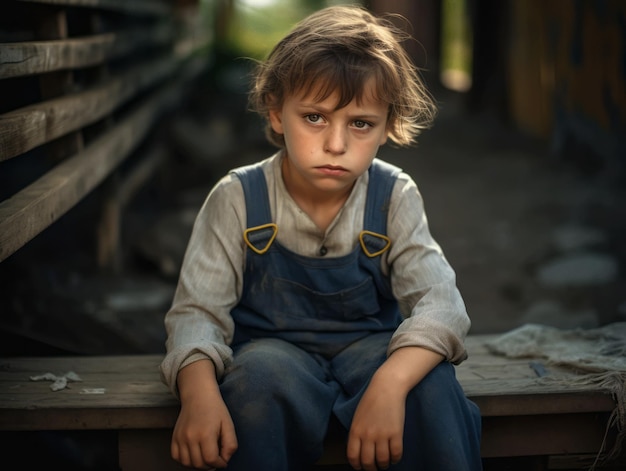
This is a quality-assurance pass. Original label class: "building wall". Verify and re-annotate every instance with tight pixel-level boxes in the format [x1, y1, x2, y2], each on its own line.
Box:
[369, 0, 626, 176]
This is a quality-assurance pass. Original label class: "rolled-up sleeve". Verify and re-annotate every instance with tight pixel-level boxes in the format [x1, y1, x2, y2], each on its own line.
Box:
[385, 173, 470, 364]
[159, 173, 247, 397]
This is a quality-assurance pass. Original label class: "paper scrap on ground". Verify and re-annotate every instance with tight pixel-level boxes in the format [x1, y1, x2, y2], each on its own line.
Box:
[30, 371, 83, 391]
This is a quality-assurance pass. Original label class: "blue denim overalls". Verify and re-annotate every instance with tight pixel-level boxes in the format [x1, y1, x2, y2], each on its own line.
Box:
[218, 159, 483, 470]
[230, 159, 403, 357]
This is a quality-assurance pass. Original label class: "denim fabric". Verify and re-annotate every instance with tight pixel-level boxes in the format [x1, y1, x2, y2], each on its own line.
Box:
[219, 162, 482, 470]
[230, 161, 403, 358]
[221, 334, 482, 470]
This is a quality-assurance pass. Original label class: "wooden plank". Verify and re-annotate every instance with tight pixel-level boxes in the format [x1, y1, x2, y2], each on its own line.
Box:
[35, 8, 85, 161]
[472, 392, 616, 417]
[0, 26, 175, 79]
[460, 335, 617, 415]
[0, 55, 208, 262]
[481, 413, 612, 457]
[97, 145, 167, 269]
[0, 339, 620, 463]
[0, 54, 178, 161]
[0, 407, 179, 430]
[0, 332, 618, 422]
[16, 0, 172, 16]
[0, 357, 177, 429]
[0, 389, 176, 410]
[117, 417, 615, 468]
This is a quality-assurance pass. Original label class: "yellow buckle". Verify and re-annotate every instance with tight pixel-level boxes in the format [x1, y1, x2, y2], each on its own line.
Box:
[359, 230, 391, 257]
[244, 223, 278, 254]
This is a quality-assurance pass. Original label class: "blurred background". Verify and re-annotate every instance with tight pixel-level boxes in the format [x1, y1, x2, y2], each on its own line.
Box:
[1, 1, 625, 469]
[1, 0, 625, 356]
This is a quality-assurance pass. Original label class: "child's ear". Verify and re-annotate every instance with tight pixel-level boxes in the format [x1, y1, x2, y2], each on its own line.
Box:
[269, 100, 285, 134]
[379, 131, 389, 145]
[268, 107, 284, 135]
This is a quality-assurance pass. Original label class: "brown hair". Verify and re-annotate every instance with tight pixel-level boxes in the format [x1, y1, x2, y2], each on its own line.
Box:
[249, 4, 437, 148]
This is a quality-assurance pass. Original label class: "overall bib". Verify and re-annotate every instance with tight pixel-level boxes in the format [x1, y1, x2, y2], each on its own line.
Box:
[218, 160, 483, 470]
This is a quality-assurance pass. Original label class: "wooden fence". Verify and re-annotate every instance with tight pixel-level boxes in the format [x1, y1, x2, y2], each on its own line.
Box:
[0, 0, 214, 268]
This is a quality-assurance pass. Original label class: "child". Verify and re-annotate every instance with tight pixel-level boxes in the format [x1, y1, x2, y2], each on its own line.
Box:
[160, 5, 482, 470]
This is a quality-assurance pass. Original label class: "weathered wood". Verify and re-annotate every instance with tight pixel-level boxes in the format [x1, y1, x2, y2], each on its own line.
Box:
[0, 352, 163, 374]
[482, 413, 612, 457]
[0, 335, 621, 467]
[0, 26, 175, 79]
[0, 335, 618, 427]
[0, 55, 179, 161]
[0, 407, 179, 430]
[35, 8, 86, 160]
[457, 334, 618, 415]
[472, 392, 615, 417]
[96, 145, 167, 269]
[0, 55, 208, 262]
[2, 334, 619, 467]
[0, 2, 216, 466]
[16, 0, 172, 16]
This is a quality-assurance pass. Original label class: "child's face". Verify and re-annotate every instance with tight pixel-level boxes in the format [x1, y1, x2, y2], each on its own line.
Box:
[269, 79, 389, 196]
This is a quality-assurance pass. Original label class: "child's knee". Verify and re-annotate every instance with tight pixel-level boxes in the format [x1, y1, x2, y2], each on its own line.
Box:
[408, 362, 462, 405]
[224, 338, 326, 405]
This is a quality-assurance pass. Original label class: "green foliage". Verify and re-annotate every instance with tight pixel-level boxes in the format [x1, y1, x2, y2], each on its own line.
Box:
[224, 0, 363, 59]
[440, 0, 473, 91]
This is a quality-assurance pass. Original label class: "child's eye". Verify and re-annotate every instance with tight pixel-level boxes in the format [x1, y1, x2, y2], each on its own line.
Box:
[305, 114, 323, 123]
[353, 120, 372, 129]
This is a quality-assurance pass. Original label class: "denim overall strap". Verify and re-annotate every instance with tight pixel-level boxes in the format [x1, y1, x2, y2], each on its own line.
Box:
[360, 160, 402, 257]
[232, 165, 271, 227]
[364, 159, 402, 234]
[232, 166, 277, 254]
[231, 160, 403, 357]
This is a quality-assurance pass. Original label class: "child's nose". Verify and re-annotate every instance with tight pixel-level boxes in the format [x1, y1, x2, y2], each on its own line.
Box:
[324, 126, 347, 154]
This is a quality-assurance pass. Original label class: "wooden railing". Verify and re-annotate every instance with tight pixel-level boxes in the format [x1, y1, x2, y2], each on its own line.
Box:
[0, 0, 214, 266]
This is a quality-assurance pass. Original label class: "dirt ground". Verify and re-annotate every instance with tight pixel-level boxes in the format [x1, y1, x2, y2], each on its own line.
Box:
[388, 95, 626, 335]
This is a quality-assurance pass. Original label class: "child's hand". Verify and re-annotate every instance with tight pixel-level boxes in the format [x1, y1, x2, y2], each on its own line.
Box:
[172, 360, 238, 469]
[347, 347, 444, 470]
[346, 375, 405, 470]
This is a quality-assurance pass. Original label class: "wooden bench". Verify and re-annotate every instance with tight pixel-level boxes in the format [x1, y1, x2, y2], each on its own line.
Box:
[0, 335, 621, 470]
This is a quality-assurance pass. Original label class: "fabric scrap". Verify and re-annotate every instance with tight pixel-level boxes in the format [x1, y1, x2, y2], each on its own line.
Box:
[484, 322, 626, 469]
[29, 371, 83, 391]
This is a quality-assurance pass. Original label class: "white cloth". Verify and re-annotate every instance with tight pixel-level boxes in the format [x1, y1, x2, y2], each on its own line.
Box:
[485, 322, 626, 465]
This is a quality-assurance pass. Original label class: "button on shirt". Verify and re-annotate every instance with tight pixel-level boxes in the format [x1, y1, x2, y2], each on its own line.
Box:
[160, 152, 471, 396]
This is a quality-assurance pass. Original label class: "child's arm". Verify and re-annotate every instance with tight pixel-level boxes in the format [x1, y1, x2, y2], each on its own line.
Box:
[346, 346, 443, 471]
[160, 173, 247, 395]
[386, 173, 471, 363]
[172, 359, 238, 469]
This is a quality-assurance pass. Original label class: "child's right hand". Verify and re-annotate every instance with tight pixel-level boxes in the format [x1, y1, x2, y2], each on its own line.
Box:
[171, 359, 238, 469]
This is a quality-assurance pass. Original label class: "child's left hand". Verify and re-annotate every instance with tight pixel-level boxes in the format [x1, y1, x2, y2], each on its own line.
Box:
[347, 374, 405, 470]
[346, 346, 444, 470]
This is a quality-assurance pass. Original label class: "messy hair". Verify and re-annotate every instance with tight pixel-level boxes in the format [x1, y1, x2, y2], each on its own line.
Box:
[249, 4, 437, 148]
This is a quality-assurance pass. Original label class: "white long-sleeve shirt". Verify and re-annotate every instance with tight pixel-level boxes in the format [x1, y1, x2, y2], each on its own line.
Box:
[160, 151, 470, 396]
